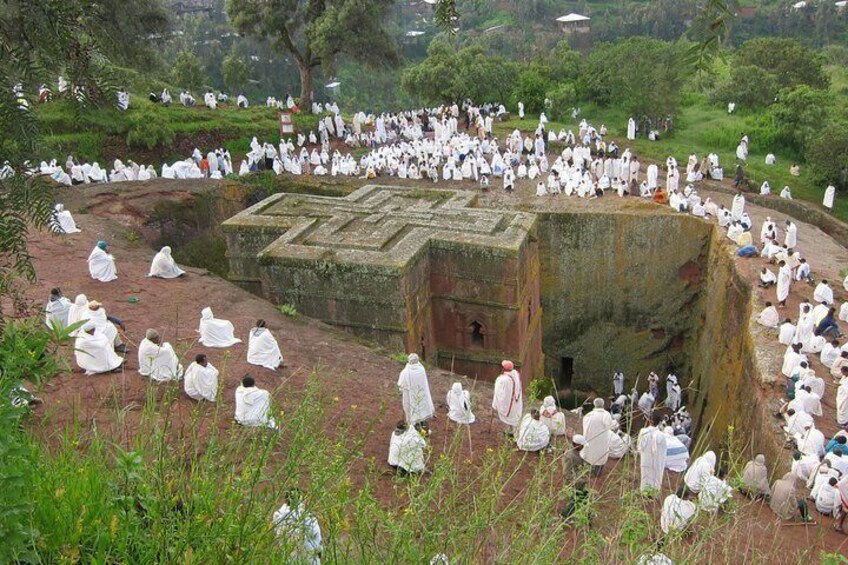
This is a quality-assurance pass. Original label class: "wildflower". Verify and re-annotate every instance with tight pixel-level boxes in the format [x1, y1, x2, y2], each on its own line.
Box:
[54, 487, 65, 499]
[333, 396, 340, 402]
[486, 447, 494, 453]
[350, 404, 357, 410]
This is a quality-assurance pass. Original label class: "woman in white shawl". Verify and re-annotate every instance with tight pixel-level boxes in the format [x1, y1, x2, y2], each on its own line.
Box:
[740, 454, 770, 498]
[88, 240, 117, 282]
[247, 319, 284, 370]
[683, 450, 716, 493]
[67, 294, 90, 336]
[197, 307, 241, 347]
[539, 395, 566, 435]
[446, 382, 475, 424]
[663, 427, 690, 472]
[397, 353, 435, 425]
[74, 323, 123, 374]
[148, 246, 185, 278]
[138, 329, 183, 381]
[52, 204, 81, 234]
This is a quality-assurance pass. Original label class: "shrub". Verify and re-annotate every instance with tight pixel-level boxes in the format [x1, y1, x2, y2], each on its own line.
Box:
[546, 83, 577, 121]
[511, 69, 551, 115]
[806, 124, 848, 187]
[126, 108, 175, 150]
[278, 304, 298, 317]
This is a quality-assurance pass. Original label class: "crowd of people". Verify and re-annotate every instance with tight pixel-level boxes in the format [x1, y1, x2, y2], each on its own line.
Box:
[33, 93, 848, 561]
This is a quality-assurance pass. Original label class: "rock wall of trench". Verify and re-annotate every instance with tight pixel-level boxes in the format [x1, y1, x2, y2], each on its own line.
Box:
[537, 211, 712, 394]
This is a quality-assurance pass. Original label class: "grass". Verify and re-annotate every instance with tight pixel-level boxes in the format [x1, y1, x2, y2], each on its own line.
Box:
[494, 99, 847, 223]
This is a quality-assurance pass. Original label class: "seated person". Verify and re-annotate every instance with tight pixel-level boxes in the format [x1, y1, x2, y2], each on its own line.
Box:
[184, 353, 219, 401]
[234, 375, 277, 429]
[516, 409, 551, 452]
[388, 420, 427, 474]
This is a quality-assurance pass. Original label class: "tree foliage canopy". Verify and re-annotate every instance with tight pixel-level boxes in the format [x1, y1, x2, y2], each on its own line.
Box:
[225, 0, 399, 109]
[584, 37, 685, 120]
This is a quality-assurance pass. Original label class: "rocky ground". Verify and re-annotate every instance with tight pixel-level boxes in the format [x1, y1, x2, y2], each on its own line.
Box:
[21, 145, 848, 559]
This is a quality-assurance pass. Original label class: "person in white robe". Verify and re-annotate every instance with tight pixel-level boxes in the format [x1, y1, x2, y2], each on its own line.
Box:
[757, 302, 780, 328]
[814, 281, 834, 306]
[581, 398, 614, 474]
[760, 268, 776, 287]
[197, 307, 242, 347]
[235, 375, 276, 429]
[777, 261, 791, 306]
[661, 493, 697, 534]
[779, 319, 796, 345]
[608, 424, 632, 459]
[85, 301, 121, 348]
[52, 204, 81, 234]
[731, 192, 745, 221]
[627, 117, 636, 141]
[148, 246, 185, 278]
[740, 454, 770, 498]
[184, 354, 218, 401]
[516, 409, 550, 452]
[638, 391, 655, 418]
[492, 360, 523, 430]
[397, 353, 435, 425]
[138, 329, 183, 381]
[683, 450, 716, 494]
[446, 382, 475, 424]
[388, 420, 427, 473]
[247, 319, 284, 370]
[539, 395, 566, 435]
[272, 490, 323, 565]
[88, 240, 117, 282]
[74, 323, 123, 374]
[824, 185, 836, 210]
[666, 375, 682, 411]
[698, 471, 733, 513]
[67, 293, 90, 336]
[663, 427, 690, 472]
[45, 288, 72, 330]
[638, 414, 667, 494]
[784, 220, 797, 248]
[838, 369, 848, 426]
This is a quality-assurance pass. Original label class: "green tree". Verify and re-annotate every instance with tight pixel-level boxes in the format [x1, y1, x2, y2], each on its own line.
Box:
[172, 51, 206, 92]
[806, 124, 848, 189]
[225, 0, 399, 112]
[511, 68, 551, 114]
[736, 38, 830, 92]
[711, 65, 779, 110]
[584, 37, 685, 123]
[767, 86, 833, 155]
[222, 50, 251, 93]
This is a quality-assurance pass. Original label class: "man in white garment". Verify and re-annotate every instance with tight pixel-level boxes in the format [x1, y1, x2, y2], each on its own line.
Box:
[247, 319, 285, 370]
[388, 420, 427, 474]
[581, 398, 613, 475]
[661, 492, 697, 534]
[397, 353, 435, 425]
[613, 371, 625, 396]
[666, 376, 682, 411]
[234, 375, 276, 429]
[52, 204, 81, 234]
[777, 260, 792, 307]
[138, 329, 183, 381]
[198, 307, 242, 347]
[516, 409, 551, 452]
[272, 489, 323, 565]
[638, 391, 655, 419]
[184, 354, 219, 401]
[492, 360, 523, 432]
[446, 382, 475, 424]
[837, 366, 848, 426]
[779, 318, 796, 345]
[731, 192, 745, 221]
[664, 427, 690, 472]
[74, 323, 124, 374]
[814, 280, 834, 306]
[45, 287, 72, 330]
[148, 246, 185, 278]
[88, 240, 118, 282]
[638, 413, 667, 495]
[757, 301, 780, 328]
[740, 454, 770, 499]
[784, 220, 798, 248]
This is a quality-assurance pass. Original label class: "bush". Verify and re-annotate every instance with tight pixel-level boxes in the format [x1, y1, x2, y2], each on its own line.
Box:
[528, 377, 556, 401]
[126, 108, 176, 150]
[710, 65, 778, 110]
[546, 83, 577, 121]
[511, 68, 551, 115]
[806, 124, 848, 188]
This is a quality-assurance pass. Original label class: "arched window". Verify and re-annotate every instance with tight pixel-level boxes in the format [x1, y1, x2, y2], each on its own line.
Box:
[470, 321, 484, 347]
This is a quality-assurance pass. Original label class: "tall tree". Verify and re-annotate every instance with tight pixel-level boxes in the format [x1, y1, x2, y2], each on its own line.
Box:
[225, 0, 399, 112]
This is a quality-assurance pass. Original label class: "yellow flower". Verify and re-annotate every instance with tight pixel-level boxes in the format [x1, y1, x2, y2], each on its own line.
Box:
[110, 515, 119, 536]
[350, 404, 357, 410]
[333, 396, 340, 402]
[486, 447, 494, 453]
[54, 487, 65, 499]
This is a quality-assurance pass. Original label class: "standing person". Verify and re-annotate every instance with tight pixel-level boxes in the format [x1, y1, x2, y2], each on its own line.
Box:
[666, 375, 682, 411]
[777, 260, 792, 307]
[638, 413, 667, 495]
[824, 185, 836, 210]
[613, 371, 625, 397]
[492, 360, 523, 432]
[582, 398, 614, 476]
[397, 353, 435, 425]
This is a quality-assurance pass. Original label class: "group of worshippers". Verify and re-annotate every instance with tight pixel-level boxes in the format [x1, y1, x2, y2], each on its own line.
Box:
[50, 223, 288, 429]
